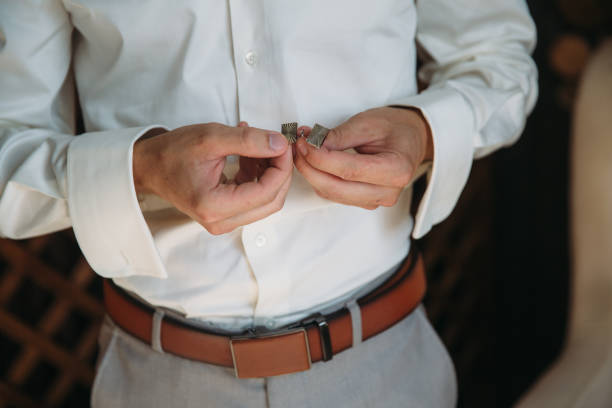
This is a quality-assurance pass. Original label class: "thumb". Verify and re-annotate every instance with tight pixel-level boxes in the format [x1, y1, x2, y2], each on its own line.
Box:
[211, 125, 288, 158]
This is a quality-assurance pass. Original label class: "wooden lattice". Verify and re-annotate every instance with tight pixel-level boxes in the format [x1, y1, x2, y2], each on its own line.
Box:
[0, 232, 104, 408]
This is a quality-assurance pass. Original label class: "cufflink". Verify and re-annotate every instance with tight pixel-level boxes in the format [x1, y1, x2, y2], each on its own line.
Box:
[281, 122, 329, 148]
[281, 122, 298, 143]
[306, 123, 329, 148]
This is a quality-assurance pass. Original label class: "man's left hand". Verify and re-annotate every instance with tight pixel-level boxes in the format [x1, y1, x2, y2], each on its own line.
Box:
[294, 107, 433, 210]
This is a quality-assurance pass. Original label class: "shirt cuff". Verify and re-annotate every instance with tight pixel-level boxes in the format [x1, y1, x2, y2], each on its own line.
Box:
[67, 126, 169, 278]
[390, 87, 475, 238]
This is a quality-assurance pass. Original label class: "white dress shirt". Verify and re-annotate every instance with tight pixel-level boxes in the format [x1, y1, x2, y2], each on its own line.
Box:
[0, 0, 537, 330]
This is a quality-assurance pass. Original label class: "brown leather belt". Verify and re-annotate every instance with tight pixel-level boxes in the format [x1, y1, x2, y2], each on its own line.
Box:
[103, 251, 426, 378]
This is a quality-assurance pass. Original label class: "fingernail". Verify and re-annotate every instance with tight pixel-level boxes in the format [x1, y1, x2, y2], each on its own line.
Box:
[297, 141, 308, 157]
[269, 133, 286, 151]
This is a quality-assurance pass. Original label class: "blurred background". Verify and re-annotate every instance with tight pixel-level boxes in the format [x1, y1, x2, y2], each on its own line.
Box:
[1, 1, 611, 407]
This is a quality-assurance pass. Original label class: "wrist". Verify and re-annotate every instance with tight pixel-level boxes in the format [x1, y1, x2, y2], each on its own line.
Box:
[386, 106, 434, 163]
[132, 128, 169, 196]
[411, 108, 434, 162]
[132, 138, 155, 195]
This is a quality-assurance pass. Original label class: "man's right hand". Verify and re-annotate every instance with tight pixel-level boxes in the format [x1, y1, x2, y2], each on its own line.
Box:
[132, 123, 292, 235]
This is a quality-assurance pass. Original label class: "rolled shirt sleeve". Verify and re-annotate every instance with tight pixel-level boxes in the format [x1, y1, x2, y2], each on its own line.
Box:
[67, 126, 168, 278]
[391, 0, 538, 238]
[0, 1, 167, 278]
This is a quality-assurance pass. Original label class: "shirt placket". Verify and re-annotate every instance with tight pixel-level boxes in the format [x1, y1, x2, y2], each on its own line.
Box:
[229, 0, 290, 328]
[228, 0, 282, 130]
[241, 225, 290, 329]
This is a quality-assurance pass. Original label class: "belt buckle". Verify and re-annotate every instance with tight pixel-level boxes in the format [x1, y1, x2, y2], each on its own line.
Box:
[300, 313, 333, 362]
[229, 327, 311, 378]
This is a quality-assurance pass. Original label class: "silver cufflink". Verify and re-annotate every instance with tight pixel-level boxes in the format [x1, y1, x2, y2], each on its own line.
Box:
[281, 122, 329, 148]
[306, 124, 329, 149]
[281, 122, 298, 144]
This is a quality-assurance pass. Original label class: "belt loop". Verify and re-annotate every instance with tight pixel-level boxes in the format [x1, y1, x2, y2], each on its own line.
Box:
[346, 299, 362, 347]
[151, 309, 165, 353]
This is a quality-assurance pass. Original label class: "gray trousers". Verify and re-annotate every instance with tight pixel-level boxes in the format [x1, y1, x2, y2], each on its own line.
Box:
[91, 306, 457, 408]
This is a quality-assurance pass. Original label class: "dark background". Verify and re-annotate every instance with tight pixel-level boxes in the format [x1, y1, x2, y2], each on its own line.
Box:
[1, 1, 611, 407]
[422, 0, 611, 406]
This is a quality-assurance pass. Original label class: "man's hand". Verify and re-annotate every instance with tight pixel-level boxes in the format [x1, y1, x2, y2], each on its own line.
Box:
[133, 122, 292, 235]
[294, 107, 433, 210]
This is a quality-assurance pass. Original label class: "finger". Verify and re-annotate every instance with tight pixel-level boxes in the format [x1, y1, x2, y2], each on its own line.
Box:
[322, 116, 388, 151]
[267, 140, 292, 172]
[294, 149, 400, 208]
[292, 126, 310, 158]
[235, 157, 268, 184]
[209, 125, 288, 158]
[256, 159, 268, 179]
[249, 145, 292, 191]
[235, 157, 264, 184]
[295, 138, 412, 187]
[203, 148, 292, 220]
[205, 170, 292, 235]
[298, 126, 311, 139]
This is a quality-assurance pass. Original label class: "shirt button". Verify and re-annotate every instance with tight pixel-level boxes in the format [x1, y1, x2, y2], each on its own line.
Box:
[264, 319, 276, 329]
[255, 233, 267, 247]
[245, 50, 257, 66]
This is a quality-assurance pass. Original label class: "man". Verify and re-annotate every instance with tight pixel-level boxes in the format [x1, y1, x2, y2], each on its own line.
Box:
[0, 1, 537, 406]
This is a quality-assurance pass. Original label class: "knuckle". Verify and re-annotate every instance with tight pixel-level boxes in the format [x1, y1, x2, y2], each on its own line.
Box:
[327, 128, 345, 146]
[294, 157, 306, 172]
[339, 166, 357, 180]
[201, 122, 222, 140]
[207, 122, 224, 132]
[365, 116, 391, 135]
[240, 127, 258, 150]
[273, 190, 287, 212]
[352, 112, 370, 126]
[198, 210, 218, 224]
[373, 191, 399, 207]
[381, 195, 399, 207]
[354, 114, 370, 128]
[195, 201, 220, 224]
[197, 133, 219, 154]
[381, 118, 394, 134]
[197, 134, 211, 144]
[238, 126, 250, 148]
[261, 186, 278, 203]
[327, 128, 340, 141]
[189, 193, 203, 213]
[205, 224, 226, 236]
[272, 199, 284, 213]
[239, 125, 250, 139]
[314, 189, 329, 200]
[392, 173, 412, 187]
